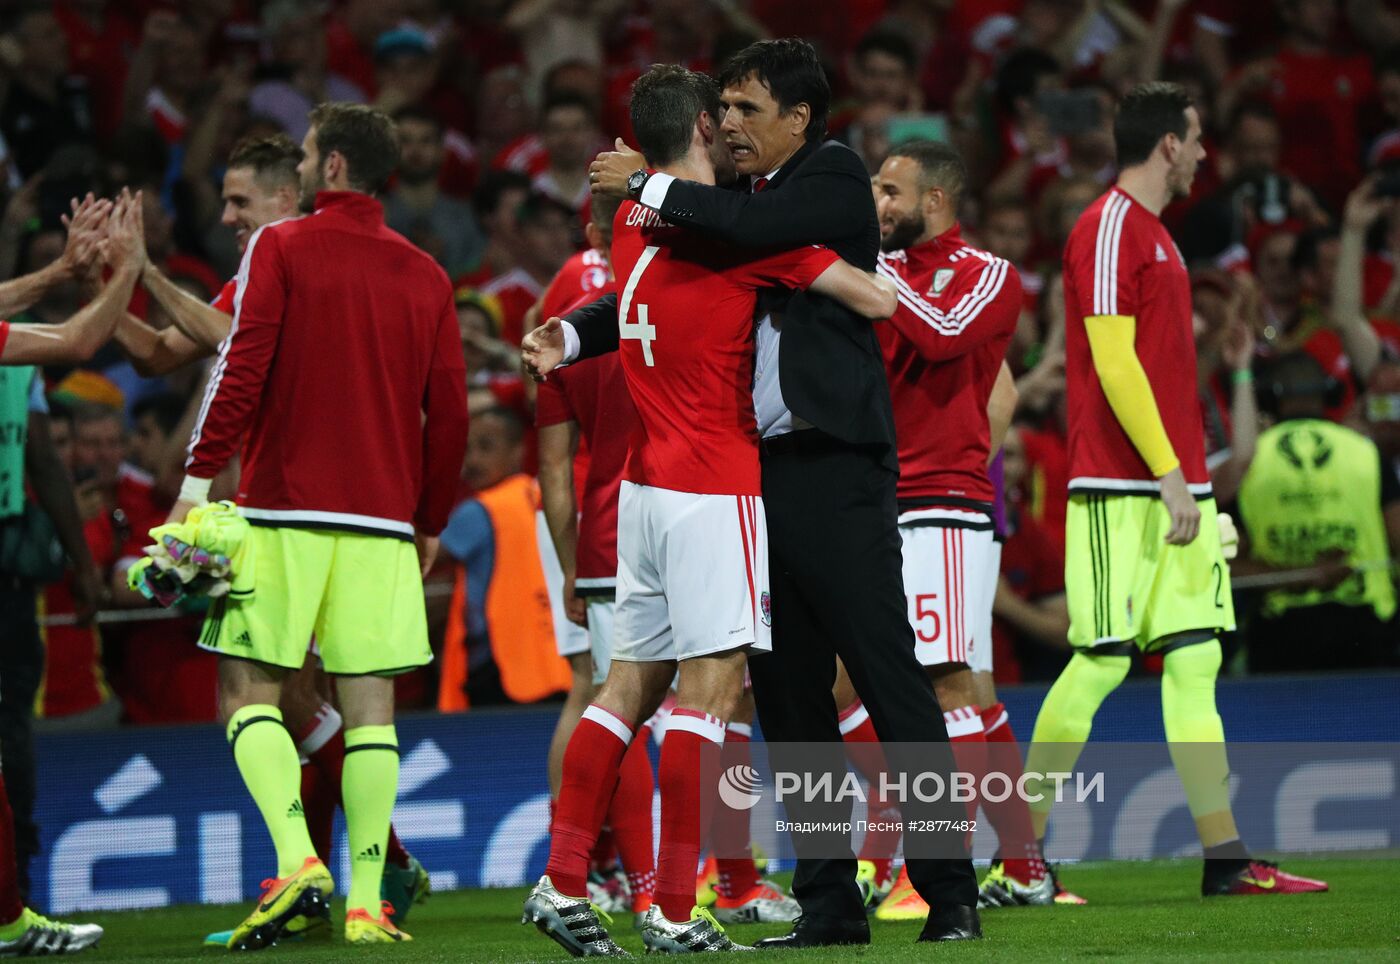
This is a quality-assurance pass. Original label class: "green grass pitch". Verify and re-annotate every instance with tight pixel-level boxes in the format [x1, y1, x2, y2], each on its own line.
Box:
[76, 857, 1399, 962]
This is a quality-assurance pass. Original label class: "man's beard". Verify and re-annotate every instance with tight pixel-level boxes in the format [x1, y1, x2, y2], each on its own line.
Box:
[881, 209, 926, 252]
[299, 168, 326, 212]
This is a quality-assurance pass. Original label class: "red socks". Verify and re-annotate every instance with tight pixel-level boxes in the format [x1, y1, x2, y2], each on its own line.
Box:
[840, 701, 898, 884]
[295, 702, 410, 869]
[981, 703, 1045, 884]
[547, 704, 634, 899]
[712, 723, 759, 900]
[0, 774, 23, 925]
[655, 709, 726, 922]
[609, 728, 657, 911]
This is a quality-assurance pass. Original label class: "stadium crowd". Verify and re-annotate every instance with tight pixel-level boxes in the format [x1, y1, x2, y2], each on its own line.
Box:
[0, 0, 1390, 953]
[1, 0, 1392, 735]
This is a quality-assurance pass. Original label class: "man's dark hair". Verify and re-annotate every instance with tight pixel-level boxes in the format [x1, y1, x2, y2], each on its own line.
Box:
[307, 102, 399, 193]
[227, 132, 303, 187]
[477, 406, 525, 444]
[1259, 350, 1333, 415]
[1291, 225, 1340, 273]
[888, 140, 966, 206]
[1114, 82, 1193, 168]
[719, 38, 831, 142]
[854, 28, 918, 74]
[518, 192, 575, 227]
[132, 392, 187, 437]
[1377, 45, 1400, 79]
[473, 170, 531, 220]
[629, 64, 723, 167]
[392, 104, 443, 135]
[1225, 100, 1278, 142]
[994, 48, 1062, 116]
[541, 91, 599, 125]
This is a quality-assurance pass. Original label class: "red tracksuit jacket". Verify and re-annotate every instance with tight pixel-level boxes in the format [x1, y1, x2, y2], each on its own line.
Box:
[187, 191, 470, 538]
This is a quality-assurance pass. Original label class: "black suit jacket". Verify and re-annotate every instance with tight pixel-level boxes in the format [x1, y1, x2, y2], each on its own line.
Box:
[564, 139, 898, 471]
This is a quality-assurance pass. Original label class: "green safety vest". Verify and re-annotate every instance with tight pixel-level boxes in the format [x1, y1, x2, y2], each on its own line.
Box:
[1239, 418, 1396, 621]
[0, 366, 33, 520]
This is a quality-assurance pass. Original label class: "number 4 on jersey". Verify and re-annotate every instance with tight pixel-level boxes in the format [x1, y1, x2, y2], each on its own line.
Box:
[619, 244, 660, 366]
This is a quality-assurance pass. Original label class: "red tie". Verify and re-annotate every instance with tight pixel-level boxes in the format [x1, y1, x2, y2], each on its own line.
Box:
[753, 177, 769, 193]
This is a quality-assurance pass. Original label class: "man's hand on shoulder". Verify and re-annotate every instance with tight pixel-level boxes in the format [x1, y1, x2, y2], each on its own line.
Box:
[521, 317, 568, 382]
[590, 139, 645, 199]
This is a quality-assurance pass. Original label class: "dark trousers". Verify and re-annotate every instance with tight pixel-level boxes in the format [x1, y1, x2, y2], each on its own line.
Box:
[749, 437, 978, 919]
[0, 579, 42, 901]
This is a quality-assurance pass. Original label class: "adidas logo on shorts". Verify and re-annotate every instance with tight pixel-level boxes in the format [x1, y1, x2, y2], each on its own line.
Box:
[233, 630, 252, 647]
[356, 843, 382, 861]
[287, 800, 304, 818]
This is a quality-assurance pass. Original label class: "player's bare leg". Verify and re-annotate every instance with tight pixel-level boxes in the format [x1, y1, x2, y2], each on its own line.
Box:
[550, 653, 598, 798]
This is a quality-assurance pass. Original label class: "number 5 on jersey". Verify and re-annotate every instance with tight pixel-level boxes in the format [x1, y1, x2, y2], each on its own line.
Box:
[619, 244, 660, 365]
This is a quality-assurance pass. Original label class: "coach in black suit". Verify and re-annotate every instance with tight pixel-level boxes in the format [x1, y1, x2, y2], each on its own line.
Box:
[524, 40, 979, 945]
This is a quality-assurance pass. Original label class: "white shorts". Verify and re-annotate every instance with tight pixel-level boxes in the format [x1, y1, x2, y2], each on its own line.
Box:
[898, 508, 997, 670]
[586, 597, 615, 685]
[614, 482, 771, 663]
[970, 540, 1001, 674]
[535, 510, 591, 659]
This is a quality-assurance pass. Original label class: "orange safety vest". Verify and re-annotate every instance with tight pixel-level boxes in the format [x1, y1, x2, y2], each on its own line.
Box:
[438, 474, 570, 710]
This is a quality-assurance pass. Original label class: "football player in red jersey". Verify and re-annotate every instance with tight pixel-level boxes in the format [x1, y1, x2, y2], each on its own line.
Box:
[857, 141, 1084, 918]
[522, 64, 896, 956]
[1025, 82, 1326, 898]
[82, 135, 432, 939]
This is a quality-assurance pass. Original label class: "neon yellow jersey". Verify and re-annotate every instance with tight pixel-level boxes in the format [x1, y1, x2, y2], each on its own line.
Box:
[1239, 418, 1396, 621]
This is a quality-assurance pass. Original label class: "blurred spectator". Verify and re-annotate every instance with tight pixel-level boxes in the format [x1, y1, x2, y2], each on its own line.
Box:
[1236, 351, 1399, 671]
[124, 11, 208, 146]
[52, 0, 138, 143]
[70, 403, 215, 723]
[503, 0, 629, 109]
[474, 66, 536, 174]
[992, 423, 1071, 683]
[532, 92, 599, 215]
[1365, 361, 1400, 461]
[987, 47, 1066, 203]
[34, 400, 119, 730]
[458, 169, 533, 288]
[250, 0, 368, 144]
[1192, 272, 1261, 504]
[1180, 102, 1329, 264]
[0, 4, 94, 179]
[977, 198, 1045, 369]
[438, 407, 570, 708]
[325, 0, 404, 97]
[384, 106, 485, 277]
[481, 193, 575, 345]
[1237, 0, 1374, 210]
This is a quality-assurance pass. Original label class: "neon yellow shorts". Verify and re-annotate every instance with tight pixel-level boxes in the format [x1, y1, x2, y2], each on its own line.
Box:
[1065, 493, 1236, 650]
[198, 526, 431, 676]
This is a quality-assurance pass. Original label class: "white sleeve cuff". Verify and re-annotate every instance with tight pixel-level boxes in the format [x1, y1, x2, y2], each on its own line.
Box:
[179, 475, 213, 504]
[639, 172, 675, 210]
[561, 321, 581, 365]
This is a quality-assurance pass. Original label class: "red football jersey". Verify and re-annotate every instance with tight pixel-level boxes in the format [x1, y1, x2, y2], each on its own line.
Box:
[611, 200, 839, 496]
[1063, 187, 1211, 495]
[481, 267, 544, 347]
[876, 224, 1020, 507]
[535, 298, 632, 586]
[539, 249, 611, 320]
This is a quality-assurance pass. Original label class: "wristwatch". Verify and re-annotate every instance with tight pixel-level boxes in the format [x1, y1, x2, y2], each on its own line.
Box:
[626, 169, 649, 198]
